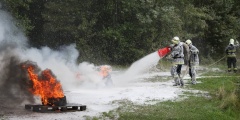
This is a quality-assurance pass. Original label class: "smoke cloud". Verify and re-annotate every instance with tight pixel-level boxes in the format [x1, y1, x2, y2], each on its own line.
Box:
[0, 4, 103, 110]
[0, 8, 33, 107]
[0, 2, 161, 112]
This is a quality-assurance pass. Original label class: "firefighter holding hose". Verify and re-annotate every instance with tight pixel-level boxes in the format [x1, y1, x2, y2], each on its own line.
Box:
[99, 65, 113, 86]
[169, 36, 185, 86]
[225, 39, 239, 73]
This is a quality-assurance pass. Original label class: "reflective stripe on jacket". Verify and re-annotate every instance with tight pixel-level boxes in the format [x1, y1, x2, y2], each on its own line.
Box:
[170, 42, 184, 65]
[225, 44, 239, 57]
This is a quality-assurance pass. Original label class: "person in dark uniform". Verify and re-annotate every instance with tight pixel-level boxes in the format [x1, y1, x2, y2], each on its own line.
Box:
[225, 39, 239, 73]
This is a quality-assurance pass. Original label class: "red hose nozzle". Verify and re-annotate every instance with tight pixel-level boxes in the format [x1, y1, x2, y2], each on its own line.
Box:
[158, 47, 171, 58]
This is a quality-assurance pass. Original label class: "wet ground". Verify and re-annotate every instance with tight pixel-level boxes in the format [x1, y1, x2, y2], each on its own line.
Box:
[1, 70, 190, 120]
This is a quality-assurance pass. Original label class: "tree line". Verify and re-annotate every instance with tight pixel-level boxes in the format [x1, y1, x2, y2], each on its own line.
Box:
[2, 0, 240, 65]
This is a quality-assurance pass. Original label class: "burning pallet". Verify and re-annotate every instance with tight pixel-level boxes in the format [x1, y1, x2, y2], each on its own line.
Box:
[23, 63, 87, 112]
[25, 96, 86, 112]
[25, 103, 87, 112]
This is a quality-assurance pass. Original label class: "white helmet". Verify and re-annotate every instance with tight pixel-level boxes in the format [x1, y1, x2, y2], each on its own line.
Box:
[185, 39, 192, 45]
[171, 36, 180, 44]
[229, 39, 234, 45]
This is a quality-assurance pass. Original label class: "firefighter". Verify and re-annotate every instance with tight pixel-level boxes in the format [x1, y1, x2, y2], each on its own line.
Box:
[185, 39, 199, 85]
[169, 36, 185, 86]
[225, 39, 239, 73]
[99, 65, 113, 86]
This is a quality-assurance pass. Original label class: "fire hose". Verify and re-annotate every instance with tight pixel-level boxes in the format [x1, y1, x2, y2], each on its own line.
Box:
[180, 56, 227, 80]
[157, 46, 227, 80]
[195, 55, 227, 76]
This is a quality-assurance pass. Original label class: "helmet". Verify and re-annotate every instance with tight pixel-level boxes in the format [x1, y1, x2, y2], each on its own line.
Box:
[185, 39, 192, 45]
[229, 39, 234, 45]
[171, 36, 180, 44]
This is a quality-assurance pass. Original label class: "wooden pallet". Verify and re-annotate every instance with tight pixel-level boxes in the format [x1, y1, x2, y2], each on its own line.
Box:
[25, 104, 87, 112]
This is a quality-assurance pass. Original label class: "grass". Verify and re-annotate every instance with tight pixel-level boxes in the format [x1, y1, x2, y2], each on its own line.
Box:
[200, 69, 240, 77]
[84, 61, 240, 120]
[117, 97, 236, 120]
[91, 74, 240, 120]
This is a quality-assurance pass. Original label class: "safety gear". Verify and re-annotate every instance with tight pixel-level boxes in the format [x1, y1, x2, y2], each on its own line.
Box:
[171, 42, 184, 65]
[99, 65, 112, 78]
[229, 39, 234, 45]
[192, 80, 196, 85]
[225, 39, 240, 73]
[178, 73, 184, 86]
[171, 36, 180, 45]
[179, 79, 184, 86]
[99, 65, 113, 86]
[170, 40, 185, 86]
[185, 39, 192, 45]
[234, 68, 237, 73]
[226, 45, 237, 57]
[187, 43, 199, 85]
[173, 78, 180, 86]
[236, 40, 239, 44]
[171, 65, 183, 86]
[227, 57, 237, 72]
[189, 66, 197, 84]
[188, 45, 199, 66]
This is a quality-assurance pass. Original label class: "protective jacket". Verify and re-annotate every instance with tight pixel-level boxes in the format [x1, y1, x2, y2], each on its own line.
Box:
[170, 42, 184, 65]
[225, 44, 239, 57]
[188, 44, 199, 66]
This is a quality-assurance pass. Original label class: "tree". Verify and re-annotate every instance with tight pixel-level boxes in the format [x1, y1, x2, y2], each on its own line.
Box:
[2, 0, 34, 34]
[3, 0, 240, 65]
[198, 0, 240, 57]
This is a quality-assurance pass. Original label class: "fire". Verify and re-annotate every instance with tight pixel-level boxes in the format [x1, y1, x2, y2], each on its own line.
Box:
[99, 65, 112, 78]
[25, 65, 64, 106]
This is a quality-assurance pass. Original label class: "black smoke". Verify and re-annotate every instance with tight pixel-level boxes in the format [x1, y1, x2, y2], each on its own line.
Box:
[0, 44, 35, 108]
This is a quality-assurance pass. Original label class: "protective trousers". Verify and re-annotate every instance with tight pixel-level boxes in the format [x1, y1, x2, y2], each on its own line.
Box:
[103, 75, 113, 86]
[171, 65, 184, 86]
[189, 65, 197, 84]
[227, 57, 237, 72]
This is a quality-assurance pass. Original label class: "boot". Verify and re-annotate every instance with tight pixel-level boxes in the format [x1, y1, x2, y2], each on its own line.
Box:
[173, 83, 178, 86]
[234, 68, 237, 73]
[192, 81, 196, 85]
[192, 77, 196, 85]
[173, 77, 180, 86]
[179, 79, 184, 86]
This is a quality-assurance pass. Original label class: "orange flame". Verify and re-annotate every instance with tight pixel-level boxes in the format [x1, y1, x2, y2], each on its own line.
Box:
[99, 65, 112, 78]
[26, 65, 64, 106]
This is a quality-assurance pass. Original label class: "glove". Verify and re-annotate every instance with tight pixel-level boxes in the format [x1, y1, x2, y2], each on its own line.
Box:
[173, 54, 179, 58]
[171, 51, 178, 58]
[236, 40, 239, 44]
[169, 44, 174, 49]
[166, 55, 172, 60]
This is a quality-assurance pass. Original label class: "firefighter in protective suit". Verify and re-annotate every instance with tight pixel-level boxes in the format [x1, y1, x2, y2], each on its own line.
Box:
[225, 39, 239, 72]
[169, 36, 185, 86]
[185, 39, 199, 85]
[99, 65, 113, 86]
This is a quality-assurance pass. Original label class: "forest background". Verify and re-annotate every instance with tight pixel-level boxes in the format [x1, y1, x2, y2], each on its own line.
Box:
[2, 0, 240, 65]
